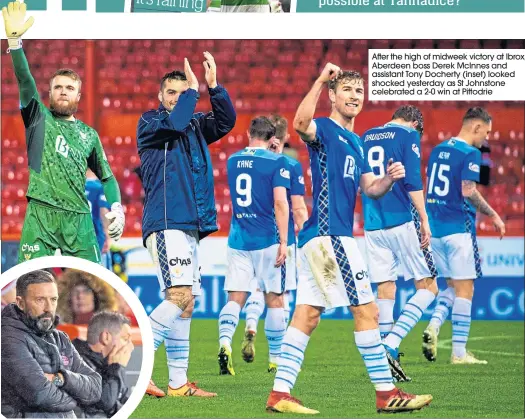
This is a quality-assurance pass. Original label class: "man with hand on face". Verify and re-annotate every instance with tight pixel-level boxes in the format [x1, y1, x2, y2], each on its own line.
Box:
[3, 1, 125, 264]
[1, 270, 102, 418]
[73, 311, 134, 418]
[138, 52, 236, 397]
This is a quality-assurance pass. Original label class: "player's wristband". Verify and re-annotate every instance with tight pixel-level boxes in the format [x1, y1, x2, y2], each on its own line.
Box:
[7, 37, 22, 52]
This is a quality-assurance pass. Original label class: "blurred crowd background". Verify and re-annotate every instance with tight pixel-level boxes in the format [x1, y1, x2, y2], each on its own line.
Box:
[2, 39, 523, 247]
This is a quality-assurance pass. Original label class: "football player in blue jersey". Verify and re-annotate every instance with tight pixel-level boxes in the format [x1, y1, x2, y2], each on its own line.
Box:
[217, 116, 291, 376]
[265, 63, 432, 415]
[422, 107, 505, 365]
[361, 106, 438, 382]
[241, 115, 308, 373]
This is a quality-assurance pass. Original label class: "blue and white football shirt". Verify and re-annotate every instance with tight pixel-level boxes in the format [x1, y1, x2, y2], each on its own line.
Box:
[227, 147, 291, 250]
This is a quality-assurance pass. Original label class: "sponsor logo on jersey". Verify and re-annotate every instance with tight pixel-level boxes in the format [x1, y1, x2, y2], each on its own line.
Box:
[412, 144, 420, 158]
[169, 257, 191, 266]
[55, 135, 70, 158]
[79, 131, 87, 140]
[22, 243, 40, 253]
[343, 155, 356, 179]
[469, 162, 480, 173]
[298, 176, 305, 185]
[280, 168, 290, 179]
[338, 135, 348, 144]
[355, 270, 368, 280]
[236, 213, 257, 219]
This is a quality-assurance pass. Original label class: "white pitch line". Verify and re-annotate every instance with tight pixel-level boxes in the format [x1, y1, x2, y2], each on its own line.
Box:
[438, 336, 525, 358]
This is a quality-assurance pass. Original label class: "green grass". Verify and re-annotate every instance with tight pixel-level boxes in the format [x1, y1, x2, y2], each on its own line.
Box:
[131, 320, 524, 418]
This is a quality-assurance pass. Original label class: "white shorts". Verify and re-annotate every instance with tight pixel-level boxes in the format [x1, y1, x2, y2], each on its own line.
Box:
[225, 244, 285, 294]
[365, 221, 437, 284]
[284, 244, 298, 291]
[296, 236, 375, 310]
[146, 230, 201, 295]
[431, 233, 482, 280]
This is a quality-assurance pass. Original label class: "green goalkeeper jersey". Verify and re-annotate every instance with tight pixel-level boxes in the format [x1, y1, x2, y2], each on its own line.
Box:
[22, 98, 113, 214]
[10, 47, 114, 215]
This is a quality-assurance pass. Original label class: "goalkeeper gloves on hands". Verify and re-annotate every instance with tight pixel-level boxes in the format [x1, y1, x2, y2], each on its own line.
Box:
[2, 1, 34, 50]
[105, 203, 125, 242]
[269, 0, 282, 12]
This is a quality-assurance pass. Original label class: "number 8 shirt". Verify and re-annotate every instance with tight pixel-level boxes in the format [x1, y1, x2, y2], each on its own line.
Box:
[361, 122, 437, 284]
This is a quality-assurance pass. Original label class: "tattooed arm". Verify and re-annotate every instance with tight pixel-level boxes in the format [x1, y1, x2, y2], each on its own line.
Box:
[462, 180, 506, 239]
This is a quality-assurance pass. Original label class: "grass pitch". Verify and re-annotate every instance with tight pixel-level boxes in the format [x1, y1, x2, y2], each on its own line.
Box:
[131, 320, 524, 418]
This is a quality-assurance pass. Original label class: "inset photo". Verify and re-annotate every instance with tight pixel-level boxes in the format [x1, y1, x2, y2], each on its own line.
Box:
[0, 256, 154, 419]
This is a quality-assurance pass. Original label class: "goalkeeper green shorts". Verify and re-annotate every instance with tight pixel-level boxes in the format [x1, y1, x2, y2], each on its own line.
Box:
[18, 200, 101, 264]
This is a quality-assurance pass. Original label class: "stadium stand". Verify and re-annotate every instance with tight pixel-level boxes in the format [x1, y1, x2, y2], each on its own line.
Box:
[2, 40, 524, 238]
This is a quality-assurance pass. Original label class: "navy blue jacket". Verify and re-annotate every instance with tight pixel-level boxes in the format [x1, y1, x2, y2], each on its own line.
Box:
[137, 84, 236, 245]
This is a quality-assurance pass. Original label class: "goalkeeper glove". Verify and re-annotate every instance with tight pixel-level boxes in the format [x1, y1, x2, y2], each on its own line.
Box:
[105, 203, 125, 242]
[269, 0, 282, 12]
[2, 1, 34, 50]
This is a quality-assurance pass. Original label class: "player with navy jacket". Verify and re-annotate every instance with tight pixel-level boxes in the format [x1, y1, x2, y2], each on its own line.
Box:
[217, 116, 290, 377]
[265, 64, 432, 415]
[361, 106, 438, 382]
[422, 107, 505, 365]
[137, 54, 235, 398]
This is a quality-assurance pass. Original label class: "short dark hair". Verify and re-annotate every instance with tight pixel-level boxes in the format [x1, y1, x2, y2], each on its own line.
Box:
[463, 107, 492, 125]
[269, 114, 288, 140]
[50, 68, 82, 91]
[87, 311, 131, 345]
[249, 116, 276, 141]
[160, 70, 187, 91]
[16, 270, 56, 297]
[328, 70, 364, 93]
[392, 105, 424, 135]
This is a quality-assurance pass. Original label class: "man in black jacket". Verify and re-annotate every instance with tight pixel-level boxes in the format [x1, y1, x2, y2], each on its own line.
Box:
[73, 311, 134, 418]
[1, 270, 102, 418]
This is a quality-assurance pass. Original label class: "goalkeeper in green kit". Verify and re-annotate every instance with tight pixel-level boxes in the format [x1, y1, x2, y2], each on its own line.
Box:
[3, 1, 125, 264]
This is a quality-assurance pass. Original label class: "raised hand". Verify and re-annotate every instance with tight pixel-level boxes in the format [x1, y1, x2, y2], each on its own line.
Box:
[317, 62, 341, 83]
[184, 58, 199, 91]
[202, 51, 217, 89]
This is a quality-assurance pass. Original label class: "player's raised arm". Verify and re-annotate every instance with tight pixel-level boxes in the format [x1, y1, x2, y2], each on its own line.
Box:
[361, 158, 406, 199]
[462, 180, 505, 239]
[198, 51, 236, 144]
[293, 63, 341, 143]
[3, 1, 38, 108]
